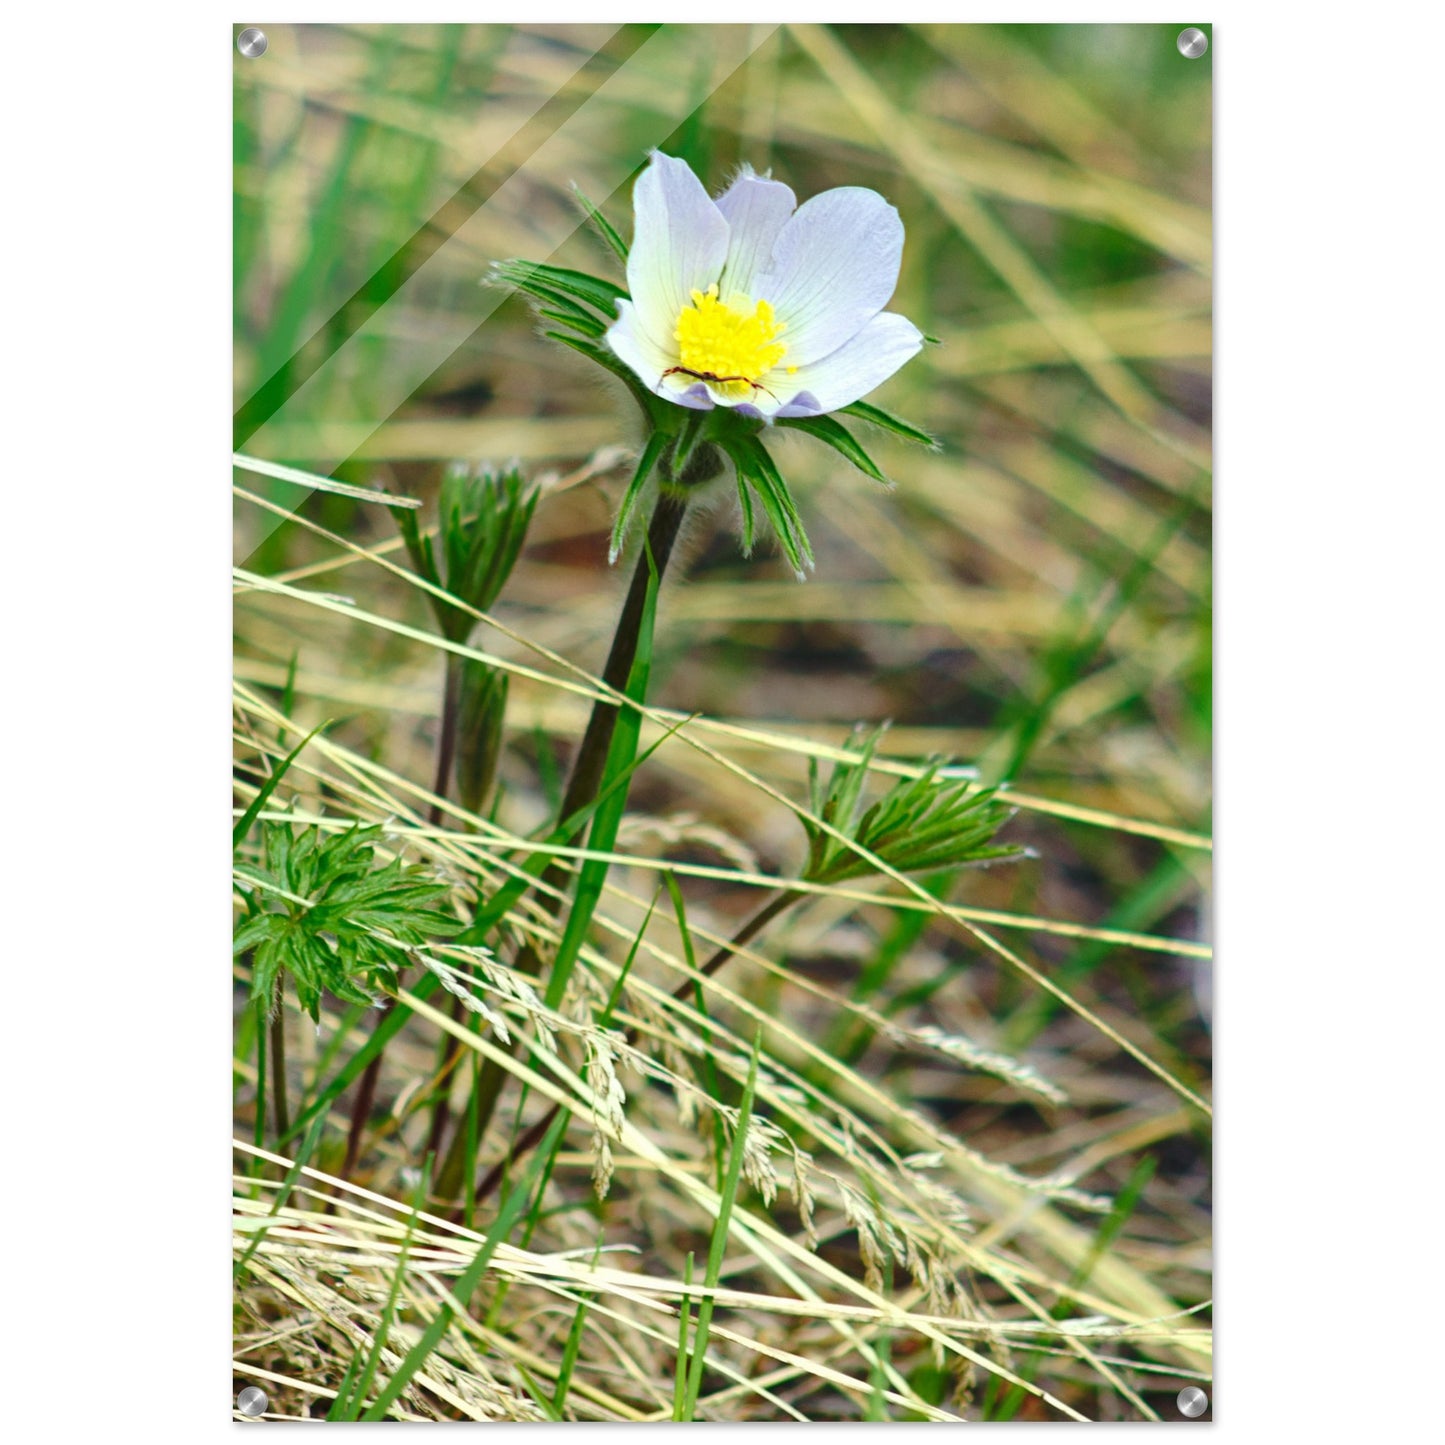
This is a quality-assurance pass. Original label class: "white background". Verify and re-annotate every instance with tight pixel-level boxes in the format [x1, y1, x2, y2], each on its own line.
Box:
[4, 3, 1440, 1437]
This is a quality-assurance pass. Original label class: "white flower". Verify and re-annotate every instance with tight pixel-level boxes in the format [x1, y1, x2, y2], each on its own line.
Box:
[606, 152, 924, 422]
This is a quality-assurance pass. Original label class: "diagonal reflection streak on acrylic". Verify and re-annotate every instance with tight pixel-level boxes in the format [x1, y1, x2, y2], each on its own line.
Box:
[231, 23, 632, 452]
[239, 24, 779, 556]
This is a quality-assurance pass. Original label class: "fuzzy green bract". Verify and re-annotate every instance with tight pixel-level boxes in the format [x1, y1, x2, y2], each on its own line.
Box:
[234, 823, 462, 1022]
[491, 155, 937, 579]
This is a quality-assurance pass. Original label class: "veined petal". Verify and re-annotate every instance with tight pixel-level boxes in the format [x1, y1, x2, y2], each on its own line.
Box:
[763, 311, 924, 418]
[715, 167, 797, 300]
[606, 300, 714, 409]
[625, 152, 729, 357]
[755, 187, 904, 366]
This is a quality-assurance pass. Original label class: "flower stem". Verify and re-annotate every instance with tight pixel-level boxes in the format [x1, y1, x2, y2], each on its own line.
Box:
[463, 885, 801, 1212]
[553, 486, 690, 843]
[433, 478, 696, 1204]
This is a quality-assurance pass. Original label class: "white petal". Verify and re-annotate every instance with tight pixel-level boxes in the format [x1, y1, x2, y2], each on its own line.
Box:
[625, 152, 729, 358]
[763, 311, 924, 418]
[605, 301, 714, 410]
[605, 300, 671, 386]
[754, 187, 904, 366]
[715, 168, 797, 299]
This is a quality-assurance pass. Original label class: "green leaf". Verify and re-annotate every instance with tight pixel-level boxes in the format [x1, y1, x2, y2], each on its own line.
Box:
[492, 259, 626, 318]
[232, 912, 280, 955]
[455, 662, 508, 817]
[235, 823, 461, 1025]
[735, 469, 756, 554]
[536, 305, 608, 339]
[610, 431, 669, 564]
[667, 408, 708, 481]
[395, 493, 440, 589]
[426, 465, 539, 641]
[720, 435, 814, 579]
[544, 331, 666, 424]
[500, 272, 607, 331]
[776, 413, 890, 485]
[742, 437, 814, 574]
[801, 731, 1025, 885]
[571, 182, 629, 263]
[840, 399, 938, 450]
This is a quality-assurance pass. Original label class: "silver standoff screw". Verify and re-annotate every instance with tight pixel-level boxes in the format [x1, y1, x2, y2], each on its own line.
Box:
[1177, 27, 1209, 59]
[1176, 1385, 1209, 1418]
[236, 28, 269, 59]
[237, 1385, 269, 1418]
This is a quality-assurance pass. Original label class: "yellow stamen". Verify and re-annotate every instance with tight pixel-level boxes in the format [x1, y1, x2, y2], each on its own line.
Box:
[672, 284, 787, 399]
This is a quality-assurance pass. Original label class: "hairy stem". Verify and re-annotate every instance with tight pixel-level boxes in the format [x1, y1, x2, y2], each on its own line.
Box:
[552, 487, 691, 854]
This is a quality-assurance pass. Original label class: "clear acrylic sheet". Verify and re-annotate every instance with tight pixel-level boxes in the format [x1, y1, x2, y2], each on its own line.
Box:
[233, 23, 1212, 1423]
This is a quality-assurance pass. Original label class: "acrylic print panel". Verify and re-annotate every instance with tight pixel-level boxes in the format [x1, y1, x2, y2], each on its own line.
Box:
[233, 23, 1212, 1423]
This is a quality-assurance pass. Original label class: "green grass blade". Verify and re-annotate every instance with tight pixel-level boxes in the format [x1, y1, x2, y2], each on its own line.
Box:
[515, 1363, 564, 1421]
[552, 1239, 604, 1414]
[680, 1034, 761, 1420]
[663, 871, 726, 1188]
[543, 531, 664, 1010]
[324, 1346, 366, 1421]
[233, 721, 328, 849]
[233, 1111, 325, 1279]
[359, 1110, 569, 1420]
[453, 711, 693, 948]
[672, 1251, 696, 1421]
[343, 1159, 434, 1418]
[279, 971, 442, 1148]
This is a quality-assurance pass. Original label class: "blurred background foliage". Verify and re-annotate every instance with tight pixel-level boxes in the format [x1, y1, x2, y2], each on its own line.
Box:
[234, 22, 1210, 1422]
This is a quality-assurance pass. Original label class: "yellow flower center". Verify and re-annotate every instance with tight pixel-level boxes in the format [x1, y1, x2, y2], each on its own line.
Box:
[672, 284, 787, 399]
